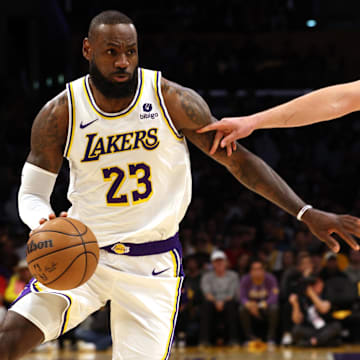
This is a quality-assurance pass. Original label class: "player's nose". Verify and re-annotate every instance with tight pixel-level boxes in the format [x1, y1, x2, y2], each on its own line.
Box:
[114, 53, 129, 68]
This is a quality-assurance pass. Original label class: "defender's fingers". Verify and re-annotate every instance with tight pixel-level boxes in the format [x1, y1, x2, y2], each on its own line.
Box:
[210, 131, 223, 155]
[60, 211, 68, 217]
[48, 213, 56, 220]
[226, 143, 233, 157]
[197, 122, 225, 133]
[221, 132, 239, 148]
[334, 229, 359, 251]
[232, 142, 236, 151]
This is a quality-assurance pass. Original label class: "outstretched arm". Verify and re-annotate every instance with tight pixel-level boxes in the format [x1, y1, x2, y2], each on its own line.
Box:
[161, 78, 360, 252]
[198, 80, 360, 152]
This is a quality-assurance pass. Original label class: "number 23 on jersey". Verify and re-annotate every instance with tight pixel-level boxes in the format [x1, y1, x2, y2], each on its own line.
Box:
[102, 163, 152, 206]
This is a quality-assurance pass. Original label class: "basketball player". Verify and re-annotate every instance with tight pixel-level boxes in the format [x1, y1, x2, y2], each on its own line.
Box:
[1, 10, 360, 360]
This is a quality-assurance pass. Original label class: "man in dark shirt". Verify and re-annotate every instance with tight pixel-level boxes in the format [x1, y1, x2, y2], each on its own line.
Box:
[175, 255, 203, 347]
[289, 277, 341, 347]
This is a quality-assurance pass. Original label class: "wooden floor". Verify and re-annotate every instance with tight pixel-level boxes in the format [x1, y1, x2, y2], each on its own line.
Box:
[23, 345, 360, 360]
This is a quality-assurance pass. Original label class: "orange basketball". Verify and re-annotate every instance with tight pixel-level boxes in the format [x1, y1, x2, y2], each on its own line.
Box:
[26, 217, 99, 290]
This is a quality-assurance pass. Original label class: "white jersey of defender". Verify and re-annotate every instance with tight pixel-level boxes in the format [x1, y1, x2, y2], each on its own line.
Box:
[64, 68, 192, 247]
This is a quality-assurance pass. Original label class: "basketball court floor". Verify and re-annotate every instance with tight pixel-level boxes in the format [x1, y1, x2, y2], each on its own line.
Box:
[23, 345, 360, 360]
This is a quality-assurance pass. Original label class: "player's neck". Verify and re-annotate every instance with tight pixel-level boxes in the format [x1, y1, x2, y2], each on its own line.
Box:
[88, 78, 135, 113]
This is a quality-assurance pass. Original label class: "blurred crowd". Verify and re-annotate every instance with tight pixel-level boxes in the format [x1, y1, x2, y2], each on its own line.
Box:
[174, 246, 360, 348]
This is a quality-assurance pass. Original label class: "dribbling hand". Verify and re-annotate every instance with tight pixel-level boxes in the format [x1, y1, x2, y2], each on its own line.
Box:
[30, 212, 68, 236]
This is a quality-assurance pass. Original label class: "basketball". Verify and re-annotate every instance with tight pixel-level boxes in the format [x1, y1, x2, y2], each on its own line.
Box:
[26, 217, 99, 290]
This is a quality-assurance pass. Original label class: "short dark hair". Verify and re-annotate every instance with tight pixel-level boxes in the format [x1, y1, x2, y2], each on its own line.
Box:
[88, 10, 134, 40]
[297, 252, 311, 265]
[249, 258, 265, 271]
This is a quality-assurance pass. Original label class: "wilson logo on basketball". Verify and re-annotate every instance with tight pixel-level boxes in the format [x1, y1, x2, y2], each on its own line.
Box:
[26, 239, 54, 254]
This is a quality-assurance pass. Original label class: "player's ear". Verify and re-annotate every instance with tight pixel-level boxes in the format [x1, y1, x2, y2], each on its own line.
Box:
[83, 38, 91, 61]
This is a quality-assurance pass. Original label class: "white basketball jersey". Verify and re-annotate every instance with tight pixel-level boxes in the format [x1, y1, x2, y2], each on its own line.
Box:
[64, 68, 192, 247]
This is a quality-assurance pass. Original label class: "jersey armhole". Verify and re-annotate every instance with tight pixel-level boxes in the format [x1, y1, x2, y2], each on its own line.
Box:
[154, 71, 184, 141]
[63, 82, 76, 158]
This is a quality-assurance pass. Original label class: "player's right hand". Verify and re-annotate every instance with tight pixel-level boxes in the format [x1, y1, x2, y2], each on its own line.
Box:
[197, 116, 256, 154]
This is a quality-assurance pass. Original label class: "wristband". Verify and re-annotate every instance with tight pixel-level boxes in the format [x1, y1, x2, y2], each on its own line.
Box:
[296, 205, 313, 221]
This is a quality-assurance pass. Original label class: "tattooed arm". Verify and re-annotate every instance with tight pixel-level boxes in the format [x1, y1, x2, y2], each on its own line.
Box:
[161, 78, 360, 252]
[18, 91, 69, 229]
[161, 78, 305, 216]
[26, 91, 69, 173]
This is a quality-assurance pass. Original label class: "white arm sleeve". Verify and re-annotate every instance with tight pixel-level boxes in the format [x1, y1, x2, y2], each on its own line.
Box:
[18, 162, 58, 230]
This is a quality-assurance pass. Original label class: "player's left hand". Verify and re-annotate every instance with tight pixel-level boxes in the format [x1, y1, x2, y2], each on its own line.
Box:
[301, 208, 360, 253]
[38, 211, 68, 226]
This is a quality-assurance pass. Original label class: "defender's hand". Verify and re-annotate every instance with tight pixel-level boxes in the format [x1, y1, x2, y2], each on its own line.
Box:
[209, 130, 237, 156]
[302, 209, 360, 253]
[197, 116, 255, 154]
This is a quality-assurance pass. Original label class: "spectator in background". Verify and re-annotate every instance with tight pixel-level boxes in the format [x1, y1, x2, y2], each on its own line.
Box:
[75, 303, 112, 351]
[0, 274, 6, 322]
[289, 277, 342, 347]
[345, 250, 360, 284]
[176, 255, 203, 346]
[262, 239, 282, 273]
[179, 228, 196, 257]
[321, 252, 357, 338]
[281, 253, 314, 298]
[280, 252, 315, 346]
[311, 250, 324, 275]
[225, 227, 254, 269]
[274, 250, 295, 281]
[199, 250, 239, 346]
[4, 259, 31, 305]
[320, 253, 348, 281]
[236, 253, 251, 279]
[194, 230, 214, 261]
[0, 230, 19, 279]
[292, 230, 313, 253]
[239, 259, 279, 346]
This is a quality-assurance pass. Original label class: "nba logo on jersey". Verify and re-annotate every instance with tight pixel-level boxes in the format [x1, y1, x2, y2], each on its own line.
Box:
[143, 103, 152, 112]
[112, 243, 130, 254]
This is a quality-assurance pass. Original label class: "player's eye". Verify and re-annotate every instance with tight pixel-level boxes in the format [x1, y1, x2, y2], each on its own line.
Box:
[106, 49, 116, 55]
[127, 49, 136, 56]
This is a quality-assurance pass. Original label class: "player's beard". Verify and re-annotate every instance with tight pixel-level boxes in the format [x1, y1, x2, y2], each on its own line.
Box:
[89, 60, 138, 99]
